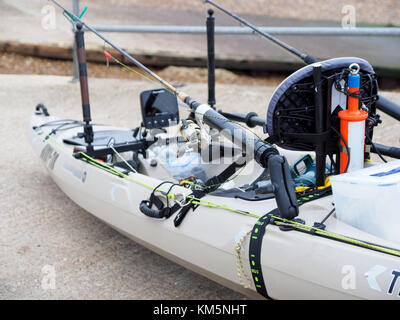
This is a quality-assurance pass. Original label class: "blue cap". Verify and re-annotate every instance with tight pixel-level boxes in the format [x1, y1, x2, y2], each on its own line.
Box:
[348, 73, 360, 89]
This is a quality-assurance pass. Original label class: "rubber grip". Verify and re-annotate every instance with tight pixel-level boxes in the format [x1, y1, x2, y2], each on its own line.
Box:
[139, 201, 165, 219]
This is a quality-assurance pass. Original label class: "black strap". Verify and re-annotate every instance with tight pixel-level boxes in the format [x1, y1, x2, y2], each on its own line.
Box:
[249, 208, 278, 299]
[205, 159, 246, 192]
[174, 160, 246, 227]
[174, 161, 245, 225]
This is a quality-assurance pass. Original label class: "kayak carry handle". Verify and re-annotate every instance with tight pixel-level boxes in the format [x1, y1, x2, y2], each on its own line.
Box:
[140, 200, 171, 219]
[35, 103, 50, 117]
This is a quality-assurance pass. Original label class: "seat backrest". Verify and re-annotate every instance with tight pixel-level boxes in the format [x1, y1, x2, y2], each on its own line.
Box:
[266, 57, 376, 151]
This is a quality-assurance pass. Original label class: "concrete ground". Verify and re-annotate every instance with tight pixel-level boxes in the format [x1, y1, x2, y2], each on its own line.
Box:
[1, 0, 400, 75]
[1, 74, 400, 299]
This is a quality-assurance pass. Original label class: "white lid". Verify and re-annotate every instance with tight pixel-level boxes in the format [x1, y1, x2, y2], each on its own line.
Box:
[330, 160, 400, 186]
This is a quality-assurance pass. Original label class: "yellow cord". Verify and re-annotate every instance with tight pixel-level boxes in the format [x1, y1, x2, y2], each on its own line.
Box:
[235, 230, 253, 289]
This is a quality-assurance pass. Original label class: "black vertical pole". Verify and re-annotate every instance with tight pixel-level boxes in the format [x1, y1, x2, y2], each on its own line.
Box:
[207, 9, 216, 109]
[75, 23, 94, 152]
[313, 64, 326, 186]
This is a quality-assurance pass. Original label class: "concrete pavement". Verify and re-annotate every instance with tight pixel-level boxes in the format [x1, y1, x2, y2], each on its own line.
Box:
[1, 74, 400, 299]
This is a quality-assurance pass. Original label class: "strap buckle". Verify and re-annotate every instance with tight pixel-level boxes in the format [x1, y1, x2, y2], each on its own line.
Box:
[174, 192, 187, 207]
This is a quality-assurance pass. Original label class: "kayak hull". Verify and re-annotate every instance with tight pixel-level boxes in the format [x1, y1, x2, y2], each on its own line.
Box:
[29, 113, 400, 300]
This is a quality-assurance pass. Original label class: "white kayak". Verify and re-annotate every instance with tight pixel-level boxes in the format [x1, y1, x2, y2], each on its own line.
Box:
[29, 111, 400, 300]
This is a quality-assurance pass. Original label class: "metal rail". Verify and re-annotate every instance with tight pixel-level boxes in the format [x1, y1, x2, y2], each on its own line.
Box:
[69, 0, 400, 80]
[86, 25, 400, 36]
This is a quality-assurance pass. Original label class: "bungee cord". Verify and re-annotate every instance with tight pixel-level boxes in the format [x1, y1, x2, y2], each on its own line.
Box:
[33, 126, 400, 272]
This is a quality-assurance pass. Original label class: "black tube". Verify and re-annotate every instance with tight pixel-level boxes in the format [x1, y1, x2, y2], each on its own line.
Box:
[376, 95, 400, 122]
[218, 110, 266, 128]
[313, 64, 326, 186]
[200, 106, 278, 166]
[75, 23, 91, 123]
[373, 143, 400, 160]
[207, 9, 216, 109]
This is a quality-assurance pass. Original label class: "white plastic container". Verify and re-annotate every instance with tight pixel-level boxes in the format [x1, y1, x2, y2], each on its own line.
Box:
[330, 160, 400, 244]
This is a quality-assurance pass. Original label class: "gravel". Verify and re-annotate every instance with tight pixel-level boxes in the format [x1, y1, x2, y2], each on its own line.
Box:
[0, 52, 287, 87]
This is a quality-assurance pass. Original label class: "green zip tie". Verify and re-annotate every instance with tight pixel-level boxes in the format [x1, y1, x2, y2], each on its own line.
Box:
[64, 6, 87, 22]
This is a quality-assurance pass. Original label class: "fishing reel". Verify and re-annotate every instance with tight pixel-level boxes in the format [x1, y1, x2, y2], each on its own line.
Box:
[177, 119, 202, 157]
[177, 118, 214, 156]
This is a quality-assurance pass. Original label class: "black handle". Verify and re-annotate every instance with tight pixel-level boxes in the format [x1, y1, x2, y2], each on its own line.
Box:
[35, 104, 50, 116]
[139, 200, 166, 219]
[376, 95, 400, 122]
[268, 155, 299, 220]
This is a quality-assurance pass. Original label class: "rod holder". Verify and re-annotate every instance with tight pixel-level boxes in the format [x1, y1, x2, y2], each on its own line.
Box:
[206, 9, 216, 109]
[75, 23, 94, 150]
[313, 64, 326, 186]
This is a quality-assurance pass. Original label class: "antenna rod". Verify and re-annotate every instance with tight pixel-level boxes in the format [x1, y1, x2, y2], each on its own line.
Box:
[204, 0, 318, 65]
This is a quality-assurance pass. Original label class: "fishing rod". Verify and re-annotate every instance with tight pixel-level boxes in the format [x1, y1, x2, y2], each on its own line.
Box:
[204, 0, 318, 65]
[205, 0, 400, 122]
[49, 0, 299, 220]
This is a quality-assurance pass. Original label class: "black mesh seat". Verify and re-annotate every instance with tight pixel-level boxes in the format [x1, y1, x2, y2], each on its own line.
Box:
[265, 57, 376, 151]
